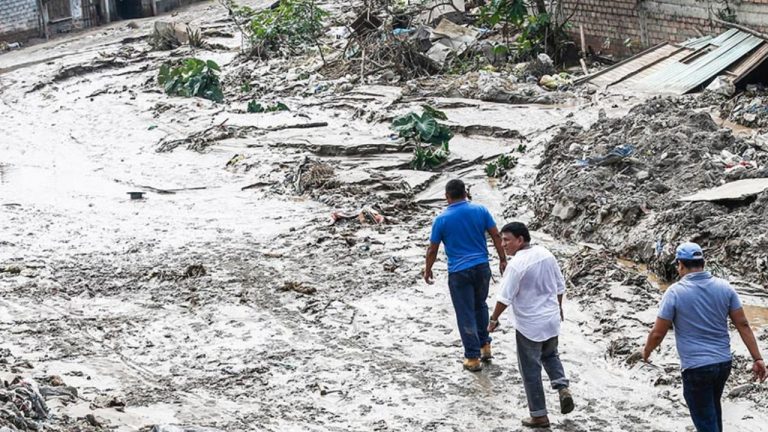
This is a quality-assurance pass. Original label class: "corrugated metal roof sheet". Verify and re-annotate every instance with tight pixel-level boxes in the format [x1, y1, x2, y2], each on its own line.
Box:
[681, 35, 714, 50]
[640, 30, 763, 94]
[589, 44, 683, 88]
[581, 28, 768, 95]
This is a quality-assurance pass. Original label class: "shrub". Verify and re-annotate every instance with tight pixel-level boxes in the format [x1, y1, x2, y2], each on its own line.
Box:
[225, 0, 328, 56]
[158, 58, 224, 102]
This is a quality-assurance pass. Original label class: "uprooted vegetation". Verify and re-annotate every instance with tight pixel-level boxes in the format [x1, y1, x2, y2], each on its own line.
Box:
[220, 0, 328, 57]
[157, 58, 224, 102]
[527, 97, 768, 283]
[214, 0, 576, 83]
[478, 0, 574, 64]
[391, 105, 454, 170]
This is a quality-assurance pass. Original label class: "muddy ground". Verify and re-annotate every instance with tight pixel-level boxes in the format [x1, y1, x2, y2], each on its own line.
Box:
[1, 1, 767, 431]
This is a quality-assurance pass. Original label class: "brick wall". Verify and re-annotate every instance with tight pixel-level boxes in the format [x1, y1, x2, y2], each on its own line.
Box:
[0, 0, 40, 41]
[562, 0, 768, 57]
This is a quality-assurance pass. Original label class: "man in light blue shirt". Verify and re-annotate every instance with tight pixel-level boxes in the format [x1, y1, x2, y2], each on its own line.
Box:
[643, 242, 766, 432]
[424, 179, 506, 372]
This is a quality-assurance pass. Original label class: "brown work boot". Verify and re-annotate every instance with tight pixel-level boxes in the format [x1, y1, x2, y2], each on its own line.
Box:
[480, 343, 492, 361]
[463, 358, 483, 372]
[559, 387, 575, 414]
[521, 416, 550, 428]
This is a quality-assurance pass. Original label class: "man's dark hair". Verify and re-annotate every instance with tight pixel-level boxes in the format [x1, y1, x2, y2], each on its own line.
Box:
[679, 259, 705, 270]
[445, 179, 467, 200]
[501, 222, 531, 243]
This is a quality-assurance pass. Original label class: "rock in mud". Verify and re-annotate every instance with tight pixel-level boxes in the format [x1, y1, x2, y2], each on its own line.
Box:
[281, 281, 316, 295]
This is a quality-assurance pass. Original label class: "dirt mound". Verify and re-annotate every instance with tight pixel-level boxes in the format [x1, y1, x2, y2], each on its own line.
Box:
[529, 96, 768, 283]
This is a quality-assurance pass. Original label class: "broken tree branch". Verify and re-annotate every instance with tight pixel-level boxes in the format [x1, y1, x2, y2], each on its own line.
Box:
[711, 16, 768, 41]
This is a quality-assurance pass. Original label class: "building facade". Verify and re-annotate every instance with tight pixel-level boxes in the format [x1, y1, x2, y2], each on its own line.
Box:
[562, 0, 768, 57]
[0, 0, 195, 43]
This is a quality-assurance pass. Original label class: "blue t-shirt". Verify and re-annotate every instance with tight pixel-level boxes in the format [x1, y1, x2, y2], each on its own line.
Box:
[429, 201, 496, 273]
[658, 271, 743, 370]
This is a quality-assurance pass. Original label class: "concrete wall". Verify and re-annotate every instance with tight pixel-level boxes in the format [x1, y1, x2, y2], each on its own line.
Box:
[0, 0, 40, 41]
[562, 0, 768, 57]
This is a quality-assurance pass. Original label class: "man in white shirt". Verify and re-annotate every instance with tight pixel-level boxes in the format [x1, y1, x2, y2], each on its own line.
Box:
[488, 222, 574, 428]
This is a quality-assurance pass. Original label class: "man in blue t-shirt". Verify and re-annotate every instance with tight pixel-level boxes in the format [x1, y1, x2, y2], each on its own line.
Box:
[424, 179, 506, 372]
[643, 242, 767, 432]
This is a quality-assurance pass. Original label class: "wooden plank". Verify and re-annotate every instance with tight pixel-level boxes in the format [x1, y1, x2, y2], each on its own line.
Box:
[728, 43, 768, 83]
[574, 42, 668, 85]
[590, 44, 680, 88]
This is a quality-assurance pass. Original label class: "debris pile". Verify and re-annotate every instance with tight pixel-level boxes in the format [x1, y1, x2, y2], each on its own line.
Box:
[721, 85, 768, 130]
[0, 377, 48, 430]
[529, 96, 768, 283]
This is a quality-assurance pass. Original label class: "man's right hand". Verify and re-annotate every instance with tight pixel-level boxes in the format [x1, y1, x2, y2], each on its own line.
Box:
[488, 319, 499, 333]
[424, 268, 434, 285]
[754, 359, 767, 382]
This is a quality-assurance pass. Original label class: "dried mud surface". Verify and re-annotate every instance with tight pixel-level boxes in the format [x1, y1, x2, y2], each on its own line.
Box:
[1, 1, 767, 431]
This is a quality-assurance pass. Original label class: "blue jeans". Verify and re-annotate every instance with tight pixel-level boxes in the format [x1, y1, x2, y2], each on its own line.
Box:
[448, 263, 492, 359]
[516, 331, 569, 417]
[682, 360, 732, 432]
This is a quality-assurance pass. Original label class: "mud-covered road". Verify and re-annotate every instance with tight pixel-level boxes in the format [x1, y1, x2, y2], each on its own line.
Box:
[2, 1, 767, 431]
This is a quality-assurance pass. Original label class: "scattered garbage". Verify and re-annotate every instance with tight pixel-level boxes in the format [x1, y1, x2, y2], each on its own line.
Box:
[127, 191, 146, 200]
[425, 19, 479, 67]
[529, 96, 768, 283]
[331, 207, 385, 225]
[721, 85, 768, 130]
[539, 72, 573, 90]
[705, 76, 735, 97]
[0, 377, 49, 430]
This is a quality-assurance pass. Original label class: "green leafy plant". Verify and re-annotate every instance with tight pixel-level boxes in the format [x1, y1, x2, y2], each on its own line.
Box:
[158, 58, 224, 102]
[516, 143, 527, 153]
[485, 153, 518, 178]
[247, 101, 290, 113]
[229, 0, 328, 56]
[187, 25, 205, 48]
[392, 105, 454, 170]
[485, 161, 499, 177]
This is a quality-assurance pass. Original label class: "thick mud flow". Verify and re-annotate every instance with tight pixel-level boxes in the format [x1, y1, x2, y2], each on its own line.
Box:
[2, 2, 767, 431]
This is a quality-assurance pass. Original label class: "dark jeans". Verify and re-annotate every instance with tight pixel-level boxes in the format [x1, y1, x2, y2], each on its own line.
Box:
[516, 331, 569, 417]
[448, 263, 492, 359]
[682, 360, 732, 432]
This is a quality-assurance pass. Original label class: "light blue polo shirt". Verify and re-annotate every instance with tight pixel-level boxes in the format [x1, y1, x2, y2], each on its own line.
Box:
[429, 201, 496, 273]
[658, 271, 743, 370]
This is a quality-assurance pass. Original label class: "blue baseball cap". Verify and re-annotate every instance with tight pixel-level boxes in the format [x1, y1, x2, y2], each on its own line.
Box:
[674, 242, 704, 261]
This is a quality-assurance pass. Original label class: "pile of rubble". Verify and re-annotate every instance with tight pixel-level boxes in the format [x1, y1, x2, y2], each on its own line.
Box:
[721, 85, 768, 130]
[529, 96, 768, 283]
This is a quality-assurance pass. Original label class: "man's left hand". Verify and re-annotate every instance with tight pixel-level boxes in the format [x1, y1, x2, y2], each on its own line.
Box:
[754, 359, 767, 383]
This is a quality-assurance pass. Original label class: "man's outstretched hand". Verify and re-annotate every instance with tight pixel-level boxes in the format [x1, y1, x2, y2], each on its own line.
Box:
[423, 268, 434, 285]
[754, 359, 767, 382]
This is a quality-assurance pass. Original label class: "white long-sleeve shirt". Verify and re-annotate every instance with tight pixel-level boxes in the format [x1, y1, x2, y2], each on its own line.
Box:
[497, 245, 566, 342]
